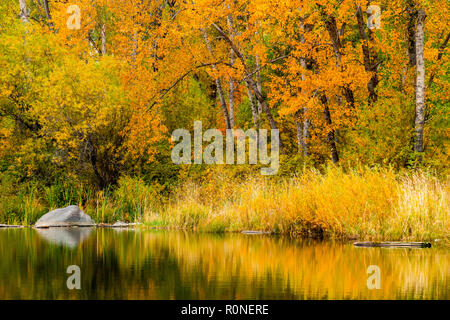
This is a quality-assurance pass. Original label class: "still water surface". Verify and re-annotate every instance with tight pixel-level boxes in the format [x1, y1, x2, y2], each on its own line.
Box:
[0, 228, 448, 299]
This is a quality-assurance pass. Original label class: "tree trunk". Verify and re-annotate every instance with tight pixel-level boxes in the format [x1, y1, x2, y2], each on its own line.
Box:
[19, 0, 29, 24]
[227, 16, 258, 130]
[245, 82, 264, 149]
[131, 31, 137, 63]
[323, 14, 355, 109]
[212, 24, 279, 130]
[407, 2, 418, 67]
[86, 135, 106, 190]
[245, 82, 260, 129]
[299, 20, 309, 156]
[212, 23, 282, 151]
[227, 15, 235, 128]
[101, 24, 107, 56]
[355, 4, 379, 104]
[201, 28, 231, 129]
[294, 110, 306, 154]
[401, 1, 417, 88]
[42, 0, 54, 31]
[228, 59, 235, 128]
[255, 55, 263, 115]
[321, 95, 339, 163]
[414, 8, 426, 157]
[303, 116, 310, 156]
[18, 0, 30, 90]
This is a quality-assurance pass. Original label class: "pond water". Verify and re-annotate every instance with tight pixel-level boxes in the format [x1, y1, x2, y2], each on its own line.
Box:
[0, 228, 448, 299]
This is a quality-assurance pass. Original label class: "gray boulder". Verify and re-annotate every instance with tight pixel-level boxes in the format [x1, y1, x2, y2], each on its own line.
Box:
[34, 205, 95, 228]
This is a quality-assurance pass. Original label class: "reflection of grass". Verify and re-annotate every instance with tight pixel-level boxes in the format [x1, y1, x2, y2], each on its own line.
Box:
[0, 229, 448, 299]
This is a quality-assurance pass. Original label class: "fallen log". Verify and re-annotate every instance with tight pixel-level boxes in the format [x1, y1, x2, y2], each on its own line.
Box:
[353, 241, 431, 248]
[241, 230, 271, 235]
[0, 224, 24, 228]
[97, 222, 140, 228]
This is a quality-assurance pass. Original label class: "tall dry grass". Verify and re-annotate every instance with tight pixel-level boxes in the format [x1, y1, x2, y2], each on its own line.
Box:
[144, 167, 449, 242]
[1, 166, 447, 243]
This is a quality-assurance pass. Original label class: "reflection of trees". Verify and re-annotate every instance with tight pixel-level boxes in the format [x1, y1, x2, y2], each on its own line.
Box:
[0, 229, 448, 299]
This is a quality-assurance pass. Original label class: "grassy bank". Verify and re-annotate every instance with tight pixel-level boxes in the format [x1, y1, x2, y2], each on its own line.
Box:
[1, 166, 448, 243]
[146, 167, 449, 243]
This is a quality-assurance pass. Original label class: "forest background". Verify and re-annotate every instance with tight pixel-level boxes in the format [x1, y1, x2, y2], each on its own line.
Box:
[0, 0, 448, 241]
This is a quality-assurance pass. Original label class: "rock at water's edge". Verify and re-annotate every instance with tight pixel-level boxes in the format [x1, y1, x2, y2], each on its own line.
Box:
[34, 205, 95, 228]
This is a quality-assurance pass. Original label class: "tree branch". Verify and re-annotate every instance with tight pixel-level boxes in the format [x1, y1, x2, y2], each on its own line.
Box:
[146, 61, 232, 111]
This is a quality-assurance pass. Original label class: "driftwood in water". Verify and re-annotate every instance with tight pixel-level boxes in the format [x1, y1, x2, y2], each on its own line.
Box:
[0, 224, 24, 228]
[354, 241, 431, 248]
[241, 230, 271, 235]
[97, 222, 140, 228]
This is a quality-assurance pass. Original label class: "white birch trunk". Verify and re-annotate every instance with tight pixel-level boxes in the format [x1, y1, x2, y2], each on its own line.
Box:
[414, 9, 426, 156]
[101, 24, 107, 56]
[19, 0, 29, 24]
[227, 15, 235, 128]
[299, 21, 309, 156]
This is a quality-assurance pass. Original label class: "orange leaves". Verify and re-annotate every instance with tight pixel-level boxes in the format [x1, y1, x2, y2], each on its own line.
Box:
[1, 0, 448, 179]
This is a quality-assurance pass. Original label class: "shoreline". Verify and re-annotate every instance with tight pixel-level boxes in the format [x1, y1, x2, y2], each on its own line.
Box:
[1, 224, 447, 247]
[1, 167, 448, 245]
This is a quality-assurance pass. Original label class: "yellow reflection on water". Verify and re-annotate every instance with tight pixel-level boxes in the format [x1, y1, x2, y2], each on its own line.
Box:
[0, 229, 448, 299]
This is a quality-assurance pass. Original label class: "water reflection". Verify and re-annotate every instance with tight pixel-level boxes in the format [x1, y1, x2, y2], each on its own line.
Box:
[0, 228, 448, 299]
[36, 227, 94, 248]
